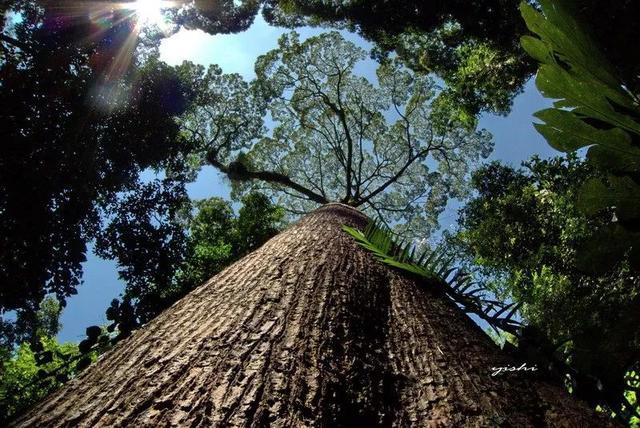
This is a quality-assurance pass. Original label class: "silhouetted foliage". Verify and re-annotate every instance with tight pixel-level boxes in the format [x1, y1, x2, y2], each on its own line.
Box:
[0, 2, 197, 340]
[101, 193, 284, 337]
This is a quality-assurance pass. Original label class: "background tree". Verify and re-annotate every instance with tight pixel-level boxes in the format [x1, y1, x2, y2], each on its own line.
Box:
[0, 297, 84, 423]
[185, 31, 492, 239]
[0, 2, 199, 346]
[97, 192, 284, 337]
[0, 336, 81, 423]
[0, 297, 62, 361]
[454, 155, 640, 421]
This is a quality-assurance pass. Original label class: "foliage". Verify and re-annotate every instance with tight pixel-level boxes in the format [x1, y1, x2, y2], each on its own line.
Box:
[101, 193, 284, 337]
[455, 155, 640, 423]
[520, 0, 640, 274]
[342, 221, 522, 336]
[94, 179, 191, 330]
[0, 296, 62, 360]
[179, 0, 535, 119]
[0, 2, 199, 346]
[182, 31, 492, 240]
[271, 0, 640, 120]
[170, 0, 261, 34]
[386, 23, 532, 125]
[0, 336, 81, 423]
[120, 1, 640, 123]
[0, 2, 211, 353]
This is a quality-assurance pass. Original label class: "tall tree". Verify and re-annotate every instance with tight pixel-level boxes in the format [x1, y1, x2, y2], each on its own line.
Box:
[9, 204, 612, 426]
[184, 31, 492, 238]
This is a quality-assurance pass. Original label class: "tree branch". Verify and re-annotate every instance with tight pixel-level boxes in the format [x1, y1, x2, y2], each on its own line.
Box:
[354, 147, 431, 207]
[207, 152, 329, 205]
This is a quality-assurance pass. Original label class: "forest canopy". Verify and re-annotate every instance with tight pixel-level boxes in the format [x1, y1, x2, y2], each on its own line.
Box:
[1, 0, 640, 425]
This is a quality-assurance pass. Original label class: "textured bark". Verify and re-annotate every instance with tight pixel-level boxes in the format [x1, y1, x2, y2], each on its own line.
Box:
[12, 204, 613, 427]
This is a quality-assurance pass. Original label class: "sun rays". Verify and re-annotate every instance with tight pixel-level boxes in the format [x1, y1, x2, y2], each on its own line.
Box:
[130, 0, 166, 26]
[84, 1, 178, 105]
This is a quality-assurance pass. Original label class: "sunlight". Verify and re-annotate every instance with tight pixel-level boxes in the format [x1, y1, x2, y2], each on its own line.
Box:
[130, 0, 166, 27]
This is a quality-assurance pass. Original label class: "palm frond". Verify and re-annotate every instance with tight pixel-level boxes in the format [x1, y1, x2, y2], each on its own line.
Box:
[343, 221, 523, 336]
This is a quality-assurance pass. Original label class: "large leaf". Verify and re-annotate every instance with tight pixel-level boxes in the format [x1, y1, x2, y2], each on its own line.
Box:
[534, 109, 640, 173]
[521, 0, 640, 277]
[578, 176, 640, 221]
[521, 1, 640, 137]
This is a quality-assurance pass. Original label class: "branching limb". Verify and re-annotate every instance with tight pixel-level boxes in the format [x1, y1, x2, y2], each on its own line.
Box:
[207, 151, 329, 205]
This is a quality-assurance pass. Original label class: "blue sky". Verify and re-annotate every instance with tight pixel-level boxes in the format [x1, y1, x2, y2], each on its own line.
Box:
[57, 15, 557, 342]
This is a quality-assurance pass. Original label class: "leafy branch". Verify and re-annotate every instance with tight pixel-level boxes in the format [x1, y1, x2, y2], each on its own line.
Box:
[520, 0, 640, 273]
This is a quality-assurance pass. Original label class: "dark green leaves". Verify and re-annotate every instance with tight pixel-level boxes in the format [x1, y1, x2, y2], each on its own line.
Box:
[75, 356, 92, 372]
[78, 339, 94, 354]
[85, 326, 102, 340]
[520, 0, 640, 273]
[35, 351, 53, 365]
[578, 177, 640, 220]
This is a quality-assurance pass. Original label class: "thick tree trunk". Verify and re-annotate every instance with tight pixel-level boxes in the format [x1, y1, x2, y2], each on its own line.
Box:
[12, 204, 612, 427]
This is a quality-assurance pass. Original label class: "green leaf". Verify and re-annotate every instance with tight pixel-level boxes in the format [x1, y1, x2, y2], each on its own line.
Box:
[75, 356, 92, 372]
[519, 35, 553, 64]
[342, 220, 521, 337]
[85, 326, 102, 340]
[578, 176, 640, 221]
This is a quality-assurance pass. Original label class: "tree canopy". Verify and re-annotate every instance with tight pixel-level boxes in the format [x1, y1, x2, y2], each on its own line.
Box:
[183, 31, 492, 238]
[163, 0, 535, 121]
[0, 1, 198, 343]
[147, 0, 640, 123]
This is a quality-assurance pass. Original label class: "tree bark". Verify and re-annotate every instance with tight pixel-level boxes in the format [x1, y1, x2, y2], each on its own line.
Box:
[11, 204, 613, 427]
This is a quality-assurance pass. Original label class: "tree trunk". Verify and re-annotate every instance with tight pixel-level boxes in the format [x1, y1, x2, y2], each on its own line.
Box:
[11, 204, 613, 427]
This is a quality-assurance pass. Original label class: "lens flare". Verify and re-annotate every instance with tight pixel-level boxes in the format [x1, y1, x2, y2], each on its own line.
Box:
[131, 0, 165, 26]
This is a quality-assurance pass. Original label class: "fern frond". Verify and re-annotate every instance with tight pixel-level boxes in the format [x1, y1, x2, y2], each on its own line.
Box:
[342, 221, 523, 336]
